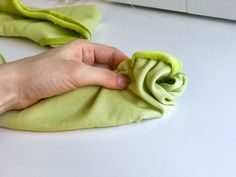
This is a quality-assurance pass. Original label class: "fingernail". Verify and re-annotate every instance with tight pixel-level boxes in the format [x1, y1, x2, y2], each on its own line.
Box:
[118, 74, 129, 89]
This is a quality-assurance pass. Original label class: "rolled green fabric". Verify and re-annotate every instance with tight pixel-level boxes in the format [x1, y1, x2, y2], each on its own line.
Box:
[0, 51, 187, 132]
[0, 0, 102, 47]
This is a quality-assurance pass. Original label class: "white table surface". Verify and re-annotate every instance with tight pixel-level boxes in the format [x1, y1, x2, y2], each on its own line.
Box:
[1, 1, 236, 177]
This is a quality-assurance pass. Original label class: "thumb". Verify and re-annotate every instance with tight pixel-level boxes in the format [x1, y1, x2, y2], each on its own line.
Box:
[75, 64, 129, 89]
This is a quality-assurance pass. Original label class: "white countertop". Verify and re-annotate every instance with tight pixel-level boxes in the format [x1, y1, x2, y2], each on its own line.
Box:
[1, 1, 236, 177]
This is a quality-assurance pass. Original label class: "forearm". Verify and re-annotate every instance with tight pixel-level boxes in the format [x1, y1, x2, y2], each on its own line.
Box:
[0, 63, 18, 115]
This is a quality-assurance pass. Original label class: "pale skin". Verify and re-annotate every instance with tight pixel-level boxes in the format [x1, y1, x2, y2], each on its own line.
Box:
[0, 40, 129, 115]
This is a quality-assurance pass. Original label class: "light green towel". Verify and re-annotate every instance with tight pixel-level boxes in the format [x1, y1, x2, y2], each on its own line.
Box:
[0, 0, 102, 47]
[0, 51, 187, 132]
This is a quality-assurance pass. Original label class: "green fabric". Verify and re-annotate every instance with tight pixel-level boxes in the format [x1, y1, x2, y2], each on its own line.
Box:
[0, 0, 102, 47]
[0, 54, 6, 64]
[0, 51, 187, 132]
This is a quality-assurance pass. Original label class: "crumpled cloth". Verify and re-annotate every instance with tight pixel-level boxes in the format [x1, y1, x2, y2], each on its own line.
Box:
[0, 0, 102, 47]
[0, 51, 187, 131]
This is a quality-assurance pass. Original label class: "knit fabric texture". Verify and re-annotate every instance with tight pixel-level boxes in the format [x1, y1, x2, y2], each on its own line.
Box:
[0, 51, 187, 131]
[0, 0, 102, 47]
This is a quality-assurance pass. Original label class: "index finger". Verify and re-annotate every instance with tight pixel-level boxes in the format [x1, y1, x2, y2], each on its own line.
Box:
[92, 42, 129, 69]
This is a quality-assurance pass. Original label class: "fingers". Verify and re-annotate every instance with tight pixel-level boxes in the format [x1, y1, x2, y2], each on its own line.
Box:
[92, 43, 129, 69]
[69, 40, 129, 69]
[74, 64, 129, 89]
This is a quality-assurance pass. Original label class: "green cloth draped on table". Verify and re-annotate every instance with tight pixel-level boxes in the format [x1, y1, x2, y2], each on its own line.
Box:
[0, 51, 187, 131]
[0, 0, 102, 47]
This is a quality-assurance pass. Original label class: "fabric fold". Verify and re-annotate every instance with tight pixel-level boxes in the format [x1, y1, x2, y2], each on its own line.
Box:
[0, 54, 5, 64]
[0, 0, 102, 47]
[0, 51, 187, 132]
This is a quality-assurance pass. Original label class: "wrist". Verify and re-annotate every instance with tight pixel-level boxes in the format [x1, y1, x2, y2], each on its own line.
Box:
[0, 63, 19, 115]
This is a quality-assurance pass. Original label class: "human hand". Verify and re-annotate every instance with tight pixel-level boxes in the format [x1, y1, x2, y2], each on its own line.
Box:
[0, 40, 129, 114]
